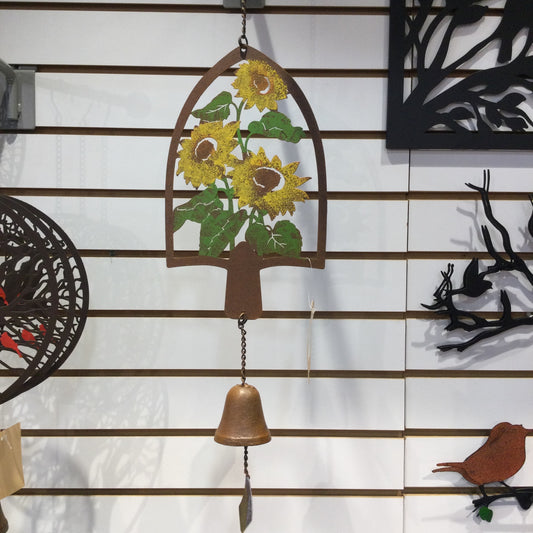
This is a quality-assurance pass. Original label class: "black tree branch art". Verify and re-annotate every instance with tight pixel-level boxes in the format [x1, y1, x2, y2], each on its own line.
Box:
[387, 0, 533, 149]
[423, 170, 533, 352]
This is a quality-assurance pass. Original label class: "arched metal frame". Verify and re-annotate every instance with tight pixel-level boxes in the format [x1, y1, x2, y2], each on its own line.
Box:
[165, 46, 327, 318]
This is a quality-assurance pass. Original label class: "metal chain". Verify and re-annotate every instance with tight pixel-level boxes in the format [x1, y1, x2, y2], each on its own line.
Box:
[238, 313, 247, 384]
[239, 0, 248, 59]
[243, 446, 249, 476]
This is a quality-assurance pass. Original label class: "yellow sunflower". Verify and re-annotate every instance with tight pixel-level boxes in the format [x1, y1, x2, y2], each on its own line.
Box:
[230, 147, 309, 219]
[177, 121, 239, 188]
[232, 60, 288, 112]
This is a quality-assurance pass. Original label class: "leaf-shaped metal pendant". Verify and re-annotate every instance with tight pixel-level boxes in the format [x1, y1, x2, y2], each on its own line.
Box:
[165, 47, 327, 319]
[239, 475, 253, 532]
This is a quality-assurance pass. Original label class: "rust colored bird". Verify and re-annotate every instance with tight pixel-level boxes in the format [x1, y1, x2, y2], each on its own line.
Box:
[433, 422, 530, 493]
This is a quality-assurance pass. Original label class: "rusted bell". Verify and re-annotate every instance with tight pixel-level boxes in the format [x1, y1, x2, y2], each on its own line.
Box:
[214, 383, 271, 446]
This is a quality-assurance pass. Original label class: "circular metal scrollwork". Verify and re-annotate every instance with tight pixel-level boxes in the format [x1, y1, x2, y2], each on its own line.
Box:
[0, 196, 89, 404]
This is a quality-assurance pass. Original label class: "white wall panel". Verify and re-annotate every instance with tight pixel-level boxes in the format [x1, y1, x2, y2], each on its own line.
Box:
[4, 496, 403, 533]
[406, 378, 533, 429]
[19, 436, 404, 489]
[69, 317, 406, 371]
[407, 259, 533, 313]
[0, 135, 408, 192]
[34, 73, 386, 131]
[405, 436, 533, 488]
[409, 200, 533, 253]
[0, 12, 389, 69]
[410, 153, 533, 192]
[0, 377, 404, 430]
[406, 319, 533, 371]
[84, 258, 406, 312]
[405, 495, 533, 533]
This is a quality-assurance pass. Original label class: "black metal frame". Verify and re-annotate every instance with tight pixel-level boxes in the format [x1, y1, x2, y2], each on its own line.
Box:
[387, 1, 533, 149]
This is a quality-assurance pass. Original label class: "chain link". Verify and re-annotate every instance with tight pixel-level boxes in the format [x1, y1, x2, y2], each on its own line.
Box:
[243, 445, 249, 476]
[238, 313, 247, 384]
[239, 0, 248, 59]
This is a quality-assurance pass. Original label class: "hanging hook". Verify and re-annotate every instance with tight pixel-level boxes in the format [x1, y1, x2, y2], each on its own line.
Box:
[239, 0, 248, 59]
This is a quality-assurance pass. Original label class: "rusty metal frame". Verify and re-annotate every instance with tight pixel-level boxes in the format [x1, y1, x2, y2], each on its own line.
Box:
[165, 46, 327, 319]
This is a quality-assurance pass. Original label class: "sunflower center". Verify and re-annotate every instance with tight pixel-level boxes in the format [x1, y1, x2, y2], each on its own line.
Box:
[253, 167, 282, 196]
[252, 74, 272, 95]
[194, 138, 217, 161]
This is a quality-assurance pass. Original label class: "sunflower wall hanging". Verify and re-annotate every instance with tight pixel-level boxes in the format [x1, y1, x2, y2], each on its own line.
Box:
[164, 2, 327, 531]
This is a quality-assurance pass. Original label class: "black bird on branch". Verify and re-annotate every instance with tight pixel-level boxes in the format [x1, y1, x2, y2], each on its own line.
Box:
[423, 169, 533, 352]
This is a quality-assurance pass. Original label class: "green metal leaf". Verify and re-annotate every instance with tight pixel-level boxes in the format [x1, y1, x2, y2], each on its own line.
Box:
[191, 91, 233, 122]
[173, 186, 223, 232]
[265, 220, 303, 257]
[478, 506, 493, 522]
[245, 223, 270, 255]
[248, 111, 305, 143]
[199, 209, 247, 257]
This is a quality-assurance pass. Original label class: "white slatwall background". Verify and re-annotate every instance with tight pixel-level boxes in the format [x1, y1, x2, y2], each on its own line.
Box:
[0, 2, 532, 532]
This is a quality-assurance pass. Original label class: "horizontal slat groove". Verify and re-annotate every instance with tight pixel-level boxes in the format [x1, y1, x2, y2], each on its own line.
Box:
[0, 3, 389, 14]
[4, 369, 532, 379]
[31, 64, 389, 78]
[20, 428, 404, 438]
[16, 428, 533, 438]
[15, 488, 403, 497]
[1, 127, 387, 139]
[82, 310, 524, 320]
[5, 189, 531, 201]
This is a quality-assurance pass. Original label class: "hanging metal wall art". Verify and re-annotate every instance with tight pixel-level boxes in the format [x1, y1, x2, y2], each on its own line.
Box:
[387, 0, 533, 149]
[433, 422, 533, 522]
[165, 24, 326, 321]
[0, 195, 89, 530]
[0, 195, 89, 401]
[423, 170, 533, 352]
[165, 2, 326, 531]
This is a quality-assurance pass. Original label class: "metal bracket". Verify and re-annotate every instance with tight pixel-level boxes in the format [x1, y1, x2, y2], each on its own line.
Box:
[0, 60, 35, 131]
[223, 0, 264, 8]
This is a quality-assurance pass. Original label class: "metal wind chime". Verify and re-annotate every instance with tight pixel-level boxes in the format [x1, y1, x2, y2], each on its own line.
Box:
[165, 0, 327, 529]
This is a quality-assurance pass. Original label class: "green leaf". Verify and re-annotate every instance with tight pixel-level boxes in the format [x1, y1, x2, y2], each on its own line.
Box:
[478, 506, 493, 523]
[191, 91, 233, 122]
[265, 220, 303, 257]
[248, 111, 305, 143]
[173, 186, 223, 232]
[245, 223, 271, 255]
[199, 209, 247, 257]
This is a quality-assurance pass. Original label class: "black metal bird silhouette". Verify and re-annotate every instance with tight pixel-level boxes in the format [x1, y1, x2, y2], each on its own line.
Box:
[433, 422, 529, 495]
[494, 0, 533, 64]
[449, 257, 492, 298]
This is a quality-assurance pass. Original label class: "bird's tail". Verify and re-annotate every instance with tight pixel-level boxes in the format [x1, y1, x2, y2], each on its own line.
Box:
[432, 462, 464, 474]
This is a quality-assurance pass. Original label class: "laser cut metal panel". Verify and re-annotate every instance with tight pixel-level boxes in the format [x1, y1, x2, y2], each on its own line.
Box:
[387, 1, 533, 149]
[0, 196, 89, 403]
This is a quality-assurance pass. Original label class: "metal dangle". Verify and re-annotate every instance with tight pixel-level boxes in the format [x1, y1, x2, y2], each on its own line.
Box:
[214, 315, 271, 531]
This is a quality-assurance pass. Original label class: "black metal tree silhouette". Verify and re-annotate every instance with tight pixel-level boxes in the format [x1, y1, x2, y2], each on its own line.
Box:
[388, 0, 533, 149]
[424, 170, 533, 352]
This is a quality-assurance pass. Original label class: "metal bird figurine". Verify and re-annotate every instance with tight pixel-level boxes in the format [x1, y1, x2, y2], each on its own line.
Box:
[433, 422, 529, 492]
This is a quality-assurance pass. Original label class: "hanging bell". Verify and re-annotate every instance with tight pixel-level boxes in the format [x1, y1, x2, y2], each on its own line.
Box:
[214, 383, 271, 446]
